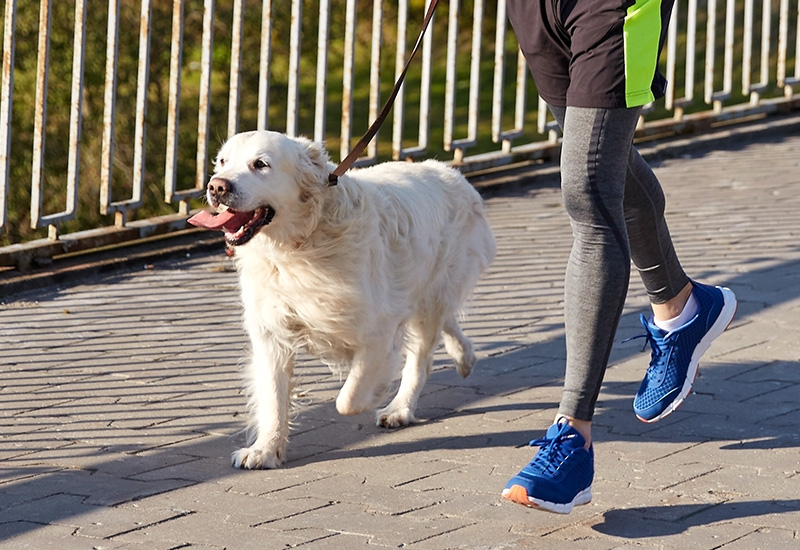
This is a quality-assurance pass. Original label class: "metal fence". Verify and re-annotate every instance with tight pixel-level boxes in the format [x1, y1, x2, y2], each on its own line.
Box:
[1, 0, 799, 271]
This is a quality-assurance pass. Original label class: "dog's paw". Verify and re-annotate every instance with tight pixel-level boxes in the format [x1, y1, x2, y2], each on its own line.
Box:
[231, 446, 283, 469]
[455, 350, 476, 379]
[376, 406, 416, 429]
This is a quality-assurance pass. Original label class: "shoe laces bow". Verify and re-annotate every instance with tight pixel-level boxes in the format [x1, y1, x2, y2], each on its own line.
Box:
[623, 314, 675, 381]
[526, 421, 575, 475]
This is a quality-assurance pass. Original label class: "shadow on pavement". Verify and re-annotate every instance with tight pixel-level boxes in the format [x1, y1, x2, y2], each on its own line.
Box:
[592, 499, 800, 538]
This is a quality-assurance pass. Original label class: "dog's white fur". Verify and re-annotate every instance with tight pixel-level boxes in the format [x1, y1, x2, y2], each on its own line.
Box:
[209, 131, 495, 469]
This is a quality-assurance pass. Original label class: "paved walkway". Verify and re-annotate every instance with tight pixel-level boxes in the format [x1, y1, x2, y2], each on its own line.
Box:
[2, 114, 799, 549]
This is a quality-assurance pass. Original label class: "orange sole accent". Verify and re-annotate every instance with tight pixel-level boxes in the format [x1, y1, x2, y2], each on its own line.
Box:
[503, 485, 537, 508]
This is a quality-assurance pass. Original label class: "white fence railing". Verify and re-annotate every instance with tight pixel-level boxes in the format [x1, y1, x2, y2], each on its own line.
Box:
[1, 0, 798, 271]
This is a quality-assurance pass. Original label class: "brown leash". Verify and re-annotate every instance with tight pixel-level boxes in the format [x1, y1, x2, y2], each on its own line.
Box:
[328, 0, 441, 186]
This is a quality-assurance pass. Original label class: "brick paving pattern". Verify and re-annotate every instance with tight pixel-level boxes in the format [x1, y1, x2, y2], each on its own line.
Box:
[2, 114, 799, 549]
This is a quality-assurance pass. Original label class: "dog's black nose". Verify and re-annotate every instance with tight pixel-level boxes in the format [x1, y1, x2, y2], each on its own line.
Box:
[207, 177, 231, 203]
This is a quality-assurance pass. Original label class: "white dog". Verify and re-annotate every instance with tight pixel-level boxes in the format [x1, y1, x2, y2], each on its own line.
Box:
[189, 131, 496, 469]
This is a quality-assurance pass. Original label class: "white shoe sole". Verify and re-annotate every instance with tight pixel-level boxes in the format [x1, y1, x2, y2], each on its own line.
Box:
[502, 484, 592, 514]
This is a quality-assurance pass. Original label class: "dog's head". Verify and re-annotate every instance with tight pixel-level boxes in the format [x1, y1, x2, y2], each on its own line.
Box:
[199, 131, 331, 247]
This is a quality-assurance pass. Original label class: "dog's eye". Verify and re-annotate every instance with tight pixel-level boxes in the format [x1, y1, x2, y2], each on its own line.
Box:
[217, 158, 226, 167]
[253, 159, 270, 170]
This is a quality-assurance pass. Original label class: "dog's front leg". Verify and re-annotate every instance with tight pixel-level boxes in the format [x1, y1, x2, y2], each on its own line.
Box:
[232, 333, 294, 469]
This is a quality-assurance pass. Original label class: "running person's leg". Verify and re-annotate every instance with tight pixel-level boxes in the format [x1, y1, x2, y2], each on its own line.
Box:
[552, 105, 733, 426]
[555, 105, 640, 423]
[624, 145, 690, 303]
[547, 102, 695, 421]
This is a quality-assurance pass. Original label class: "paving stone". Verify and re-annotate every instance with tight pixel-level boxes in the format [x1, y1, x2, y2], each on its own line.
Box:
[110, 509, 313, 548]
[714, 527, 798, 549]
[0, 521, 110, 549]
[258, 500, 472, 547]
[668, 465, 800, 502]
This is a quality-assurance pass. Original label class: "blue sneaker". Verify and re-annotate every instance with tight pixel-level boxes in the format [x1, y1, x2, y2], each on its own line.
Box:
[502, 418, 593, 514]
[632, 281, 737, 423]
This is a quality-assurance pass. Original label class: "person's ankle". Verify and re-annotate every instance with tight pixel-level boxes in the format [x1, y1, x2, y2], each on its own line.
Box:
[558, 416, 592, 449]
[654, 290, 698, 332]
[652, 282, 693, 323]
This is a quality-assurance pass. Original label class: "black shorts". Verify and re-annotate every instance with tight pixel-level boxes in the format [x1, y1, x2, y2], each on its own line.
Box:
[506, 0, 675, 108]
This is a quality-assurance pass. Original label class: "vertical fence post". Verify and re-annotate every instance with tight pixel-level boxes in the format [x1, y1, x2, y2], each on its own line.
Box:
[30, 0, 51, 232]
[0, 0, 16, 235]
[227, 0, 245, 138]
[196, 0, 215, 192]
[165, 0, 184, 209]
[101, 0, 120, 216]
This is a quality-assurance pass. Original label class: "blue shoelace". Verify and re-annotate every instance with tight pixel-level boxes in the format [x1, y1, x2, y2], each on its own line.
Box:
[624, 318, 675, 382]
[525, 423, 574, 476]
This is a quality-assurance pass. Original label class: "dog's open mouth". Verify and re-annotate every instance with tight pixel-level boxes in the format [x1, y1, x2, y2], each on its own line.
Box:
[188, 207, 275, 247]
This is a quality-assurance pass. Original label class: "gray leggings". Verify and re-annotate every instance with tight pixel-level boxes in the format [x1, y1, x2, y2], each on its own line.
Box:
[549, 105, 690, 421]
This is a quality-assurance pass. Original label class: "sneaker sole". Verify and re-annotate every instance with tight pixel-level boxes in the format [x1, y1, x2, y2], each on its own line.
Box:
[637, 286, 737, 423]
[501, 484, 592, 514]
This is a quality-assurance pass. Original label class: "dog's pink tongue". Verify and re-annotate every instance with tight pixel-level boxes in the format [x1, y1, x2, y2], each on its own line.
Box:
[187, 209, 254, 231]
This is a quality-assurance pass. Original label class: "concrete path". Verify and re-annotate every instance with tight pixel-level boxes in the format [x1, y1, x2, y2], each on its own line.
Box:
[2, 113, 799, 549]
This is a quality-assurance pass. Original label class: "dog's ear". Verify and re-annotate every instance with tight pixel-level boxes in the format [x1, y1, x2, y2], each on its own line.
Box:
[292, 136, 331, 187]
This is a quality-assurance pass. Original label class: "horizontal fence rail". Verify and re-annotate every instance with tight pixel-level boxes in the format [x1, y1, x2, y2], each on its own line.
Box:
[1, 0, 798, 272]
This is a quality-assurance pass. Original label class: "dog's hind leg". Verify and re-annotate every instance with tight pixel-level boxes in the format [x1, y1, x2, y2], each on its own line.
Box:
[376, 315, 442, 428]
[442, 313, 476, 378]
[336, 325, 403, 417]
